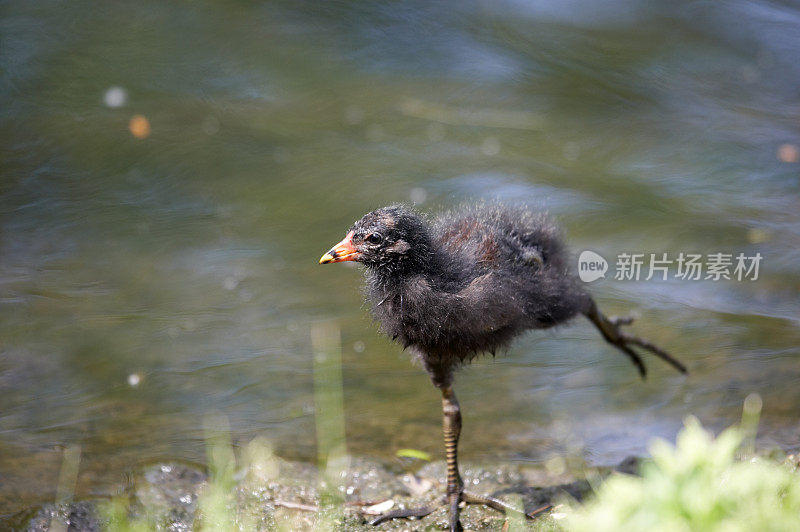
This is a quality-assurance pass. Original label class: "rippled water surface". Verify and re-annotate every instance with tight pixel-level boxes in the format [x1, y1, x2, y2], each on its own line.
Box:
[2, 0, 799, 517]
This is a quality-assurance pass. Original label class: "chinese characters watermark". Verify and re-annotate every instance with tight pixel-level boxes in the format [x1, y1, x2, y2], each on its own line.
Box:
[578, 251, 762, 283]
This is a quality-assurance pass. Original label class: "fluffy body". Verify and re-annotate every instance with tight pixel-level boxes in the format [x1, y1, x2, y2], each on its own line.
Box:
[349, 204, 591, 387]
[323, 202, 685, 530]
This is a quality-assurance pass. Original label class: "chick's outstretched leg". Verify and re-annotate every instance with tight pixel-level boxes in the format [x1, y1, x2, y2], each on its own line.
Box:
[585, 300, 687, 377]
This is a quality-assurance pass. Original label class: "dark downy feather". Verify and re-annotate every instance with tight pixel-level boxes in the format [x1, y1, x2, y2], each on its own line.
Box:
[346, 204, 591, 387]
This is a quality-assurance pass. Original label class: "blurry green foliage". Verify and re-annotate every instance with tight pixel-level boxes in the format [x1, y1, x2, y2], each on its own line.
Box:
[566, 415, 800, 532]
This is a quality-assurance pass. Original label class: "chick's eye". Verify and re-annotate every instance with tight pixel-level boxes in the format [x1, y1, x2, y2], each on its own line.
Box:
[365, 232, 383, 244]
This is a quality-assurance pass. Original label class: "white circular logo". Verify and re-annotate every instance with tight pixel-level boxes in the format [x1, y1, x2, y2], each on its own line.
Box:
[578, 250, 608, 282]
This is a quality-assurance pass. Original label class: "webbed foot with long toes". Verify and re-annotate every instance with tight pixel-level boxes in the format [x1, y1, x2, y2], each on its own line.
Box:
[585, 300, 688, 377]
[367, 489, 552, 530]
[368, 387, 553, 530]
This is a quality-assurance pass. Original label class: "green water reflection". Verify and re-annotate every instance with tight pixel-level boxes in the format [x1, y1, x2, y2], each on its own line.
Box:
[2, 0, 799, 516]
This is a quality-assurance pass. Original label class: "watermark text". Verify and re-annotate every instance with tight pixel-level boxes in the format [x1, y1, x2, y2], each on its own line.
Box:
[578, 251, 762, 283]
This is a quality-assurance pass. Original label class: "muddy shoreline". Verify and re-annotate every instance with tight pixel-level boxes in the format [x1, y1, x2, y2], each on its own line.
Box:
[9, 453, 635, 531]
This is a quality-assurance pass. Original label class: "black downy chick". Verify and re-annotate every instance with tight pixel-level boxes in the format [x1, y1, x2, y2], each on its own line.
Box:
[320, 204, 686, 531]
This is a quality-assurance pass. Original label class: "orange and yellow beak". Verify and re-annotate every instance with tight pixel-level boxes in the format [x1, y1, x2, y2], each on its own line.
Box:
[319, 231, 360, 264]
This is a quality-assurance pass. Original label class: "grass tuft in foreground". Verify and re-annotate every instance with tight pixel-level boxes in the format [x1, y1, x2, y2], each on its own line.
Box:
[565, 396, 800, 532]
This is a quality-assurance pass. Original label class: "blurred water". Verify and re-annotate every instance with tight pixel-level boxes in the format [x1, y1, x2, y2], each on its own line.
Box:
[2, 0, 799, 517]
